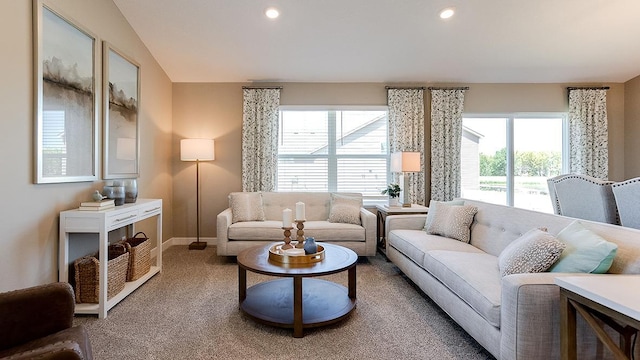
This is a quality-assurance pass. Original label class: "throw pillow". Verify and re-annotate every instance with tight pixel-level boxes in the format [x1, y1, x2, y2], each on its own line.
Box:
[549, 221, 618, 274]
[229, 192, 265, 223]
[423, 199, 465, 231]
[498, 228, 566, 277]
[328, 193, 362, 225]
[424, 202, 477, 243]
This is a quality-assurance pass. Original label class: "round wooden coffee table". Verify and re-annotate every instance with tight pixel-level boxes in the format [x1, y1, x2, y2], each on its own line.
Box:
[237, 243, 357, 338]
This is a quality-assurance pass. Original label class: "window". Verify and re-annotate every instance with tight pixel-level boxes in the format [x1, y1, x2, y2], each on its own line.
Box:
[277, 107, 389, 200]
[460, 114, 567, 213]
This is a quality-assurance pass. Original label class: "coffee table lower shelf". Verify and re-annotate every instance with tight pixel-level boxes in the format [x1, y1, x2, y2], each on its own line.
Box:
[240, 278, 356, 336]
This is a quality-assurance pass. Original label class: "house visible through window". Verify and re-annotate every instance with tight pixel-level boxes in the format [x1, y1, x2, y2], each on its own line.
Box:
[460, 114, 567, 213]
[277, 107, 389, 200]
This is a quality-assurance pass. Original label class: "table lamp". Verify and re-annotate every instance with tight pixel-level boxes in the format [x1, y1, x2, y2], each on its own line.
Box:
[391, 151, 421, 207]
[181, 138, 215, 250]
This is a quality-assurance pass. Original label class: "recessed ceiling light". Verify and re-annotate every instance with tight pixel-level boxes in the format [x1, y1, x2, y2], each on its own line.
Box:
[439, 7, 455, 19]
[265, 7, 280, 19]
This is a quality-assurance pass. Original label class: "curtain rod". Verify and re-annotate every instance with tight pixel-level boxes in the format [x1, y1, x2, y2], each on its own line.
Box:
[427, 86, 470, 90]
[567, 86, 610, 90]
[385, 86, 426, 90]
[242, 86, 283, 89]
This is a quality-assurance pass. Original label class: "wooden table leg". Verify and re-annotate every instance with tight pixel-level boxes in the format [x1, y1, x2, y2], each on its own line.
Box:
[348, 265, 356, 299]
[293, 276, 303, 338]
[560, 290, 577, 360]
[238, 266, 246, 303]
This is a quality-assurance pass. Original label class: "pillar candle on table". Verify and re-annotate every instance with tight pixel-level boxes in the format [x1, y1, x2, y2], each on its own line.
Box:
[296, 201, 306, 220]
[282, 208, 292, 227]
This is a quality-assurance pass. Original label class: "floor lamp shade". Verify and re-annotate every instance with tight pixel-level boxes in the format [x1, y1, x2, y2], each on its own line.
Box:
[391, 151, 421, 207]
[180, 139, 215, 161]
[181, 138, 214, 250]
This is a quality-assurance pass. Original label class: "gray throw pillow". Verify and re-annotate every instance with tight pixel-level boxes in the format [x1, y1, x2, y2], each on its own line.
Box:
[229, 192, 265, 223]
[424, 202, 477, 243]
[328, 193, 362, 225]
[498, 228, 566, 277]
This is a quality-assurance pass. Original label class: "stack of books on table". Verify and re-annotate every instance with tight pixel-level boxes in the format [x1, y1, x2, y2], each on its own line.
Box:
[78, 199, 115, 211]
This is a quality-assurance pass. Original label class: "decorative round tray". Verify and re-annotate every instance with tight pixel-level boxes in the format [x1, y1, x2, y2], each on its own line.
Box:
[268, 243, 325, 265]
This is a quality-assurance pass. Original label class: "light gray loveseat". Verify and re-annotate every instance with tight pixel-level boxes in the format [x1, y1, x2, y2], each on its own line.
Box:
[217, 192, 377, 256]
[386, 199, 640, 360]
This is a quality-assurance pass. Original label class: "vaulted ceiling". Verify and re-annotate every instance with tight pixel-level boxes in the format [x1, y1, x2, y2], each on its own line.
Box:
[113, 0, 640, 83]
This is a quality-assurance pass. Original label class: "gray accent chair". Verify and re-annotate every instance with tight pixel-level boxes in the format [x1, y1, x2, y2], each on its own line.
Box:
[546, 174, 619, 224]
[612, 177, 640, 229]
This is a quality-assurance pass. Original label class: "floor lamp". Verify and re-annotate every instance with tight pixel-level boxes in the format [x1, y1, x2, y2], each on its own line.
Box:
[391, 151, 421, 207]
[181, 138, 215, 250]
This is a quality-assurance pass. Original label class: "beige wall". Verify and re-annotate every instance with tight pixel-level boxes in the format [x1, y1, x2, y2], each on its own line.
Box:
[172, 82, 628, 239]
[0, 0, 173, 292]
[625, 75, 640, 177]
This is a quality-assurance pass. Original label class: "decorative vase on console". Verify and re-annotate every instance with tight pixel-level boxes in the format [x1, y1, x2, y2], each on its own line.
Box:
[124, 179, 138, 203]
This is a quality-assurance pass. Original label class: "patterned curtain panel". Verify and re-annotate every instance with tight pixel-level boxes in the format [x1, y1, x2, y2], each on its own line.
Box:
[387, 89, 425, 205]
[430, 89, 466, 201]
[242, 88, 280, 192]
[568, 89, 608, 179]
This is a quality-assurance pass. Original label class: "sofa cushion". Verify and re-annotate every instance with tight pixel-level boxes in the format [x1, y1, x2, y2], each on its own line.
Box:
[228, 220, 365, 241]
[388, 230, 483, 269]
[424, 250, 502, 328]
[328, 193, 362, 225]
[425, 202, 478, 243]
[549, 220, 618, 274]
[229, 192, 265, 223]
[498, 229, 566, 277]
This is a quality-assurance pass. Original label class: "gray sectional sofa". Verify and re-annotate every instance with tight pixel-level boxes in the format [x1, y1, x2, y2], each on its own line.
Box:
[386, 199, 640, 360]
[217, 192, 377, 256]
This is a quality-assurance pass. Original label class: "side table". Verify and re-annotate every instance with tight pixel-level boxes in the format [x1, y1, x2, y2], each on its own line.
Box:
[376, 204, 428, 255]
[555, 275, 640, 359]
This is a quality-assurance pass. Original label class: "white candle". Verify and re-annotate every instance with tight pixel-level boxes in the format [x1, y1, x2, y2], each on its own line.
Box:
[282, 208, 292, 227]
[296, 201, 306, 220]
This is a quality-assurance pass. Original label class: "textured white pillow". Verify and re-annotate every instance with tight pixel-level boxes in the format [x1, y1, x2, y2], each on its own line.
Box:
[423, 199, 465, 231]
[498, 228, 566, 277]
[328, 193, 362, 225]
[424, 202, 478, 243]
[229, 192, 265, 223]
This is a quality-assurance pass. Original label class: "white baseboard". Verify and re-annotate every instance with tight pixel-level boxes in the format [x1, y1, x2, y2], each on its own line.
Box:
[151, 237, 217, 258]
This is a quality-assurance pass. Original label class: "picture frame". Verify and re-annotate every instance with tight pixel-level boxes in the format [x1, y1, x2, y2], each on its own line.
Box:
[33, 0, 99, 183]
[103, 42, 140, 179]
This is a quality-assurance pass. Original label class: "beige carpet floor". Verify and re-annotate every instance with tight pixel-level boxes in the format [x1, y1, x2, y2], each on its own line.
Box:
[74, 246, 495, 360]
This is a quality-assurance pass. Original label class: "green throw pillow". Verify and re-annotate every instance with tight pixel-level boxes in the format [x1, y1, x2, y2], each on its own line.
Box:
[549, 221, 618, 274]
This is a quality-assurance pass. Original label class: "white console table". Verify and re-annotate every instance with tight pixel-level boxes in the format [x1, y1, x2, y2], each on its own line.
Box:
[59, 198, 162, 319]
[556, 275, 640, 359]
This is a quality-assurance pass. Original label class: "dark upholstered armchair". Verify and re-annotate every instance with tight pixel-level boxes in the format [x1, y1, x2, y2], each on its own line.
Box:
[0, 282, 92, 360]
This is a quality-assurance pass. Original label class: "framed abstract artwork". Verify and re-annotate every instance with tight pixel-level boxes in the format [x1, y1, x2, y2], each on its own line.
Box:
[103, 42, 140, 179]
[33, 0, 99, 183]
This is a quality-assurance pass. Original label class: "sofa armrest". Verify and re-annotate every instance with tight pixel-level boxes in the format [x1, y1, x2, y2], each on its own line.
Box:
[500, 272, 597, 360]
[216, 208, 232, 256]
[385, 214, 427, 239]
[360, 208, 377, 256]
[0, 283, 74, 351]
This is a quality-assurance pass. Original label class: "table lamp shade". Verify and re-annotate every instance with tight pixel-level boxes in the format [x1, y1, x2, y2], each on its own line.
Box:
[181, 139, 215, 161]
[391, 151, 420, 173]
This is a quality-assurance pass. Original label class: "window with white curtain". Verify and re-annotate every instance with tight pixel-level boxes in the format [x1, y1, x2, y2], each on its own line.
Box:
[460, 113, 568, 213]
[276, 107, 389, 200]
